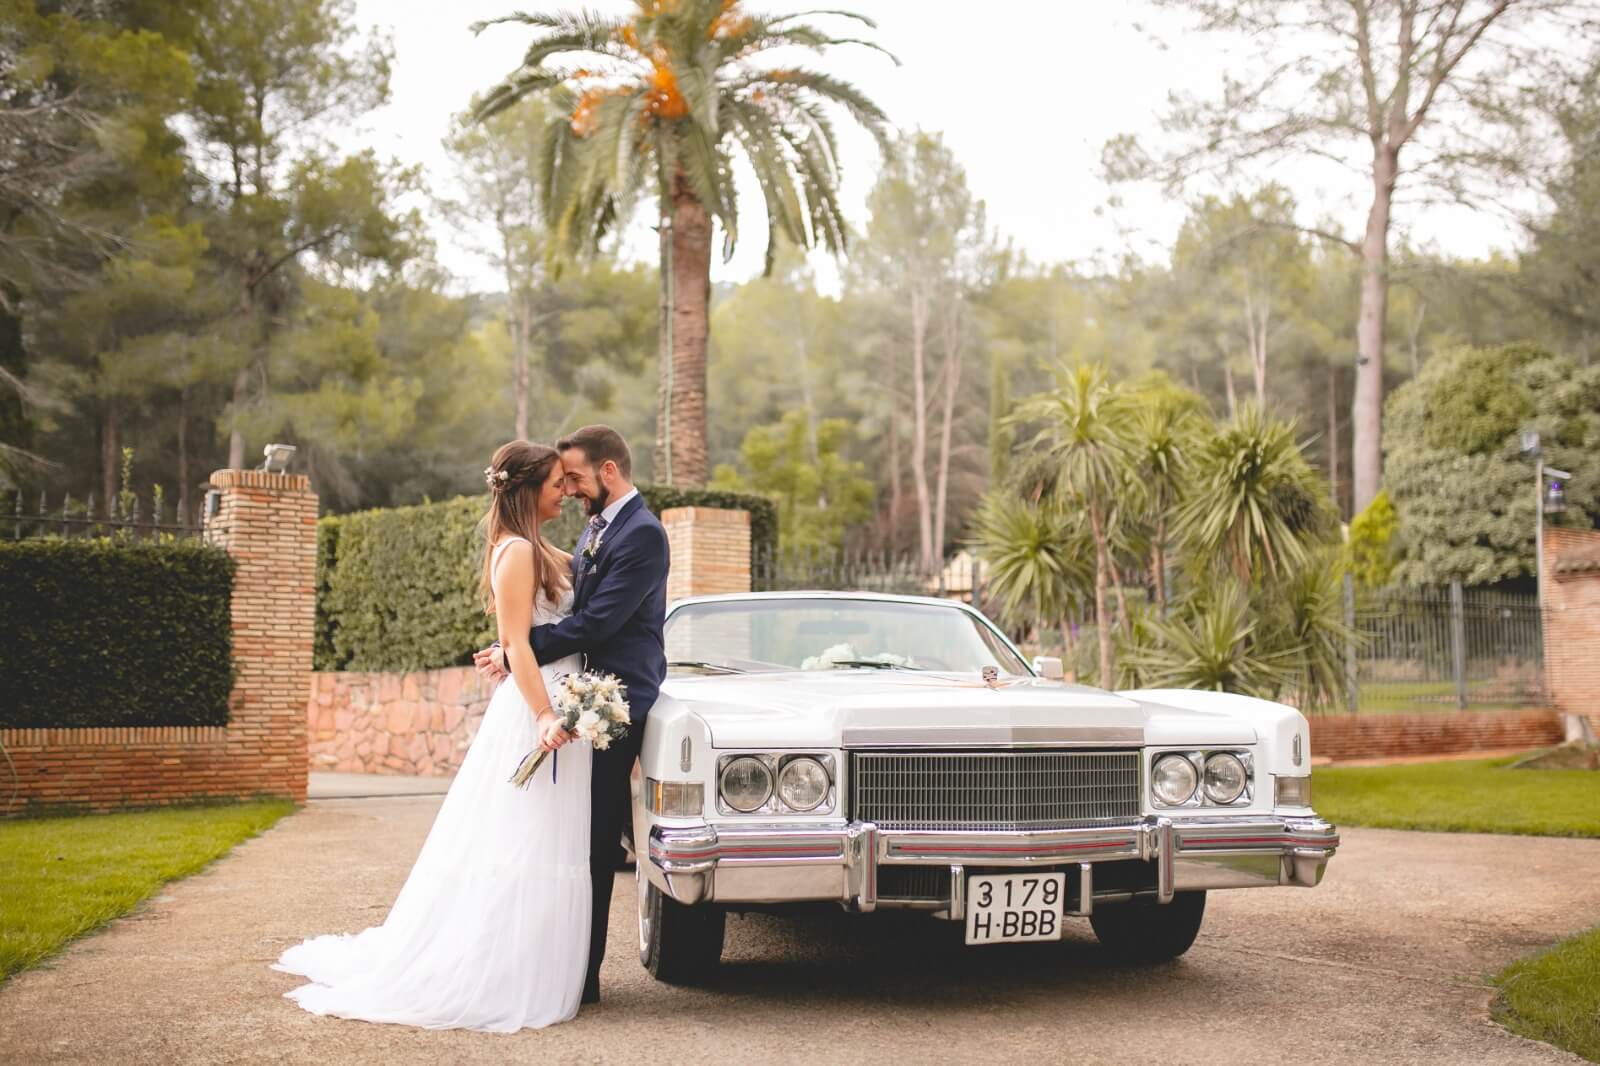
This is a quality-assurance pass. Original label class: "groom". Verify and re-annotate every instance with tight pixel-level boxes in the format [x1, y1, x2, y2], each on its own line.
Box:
[475, 424, 669, 1006]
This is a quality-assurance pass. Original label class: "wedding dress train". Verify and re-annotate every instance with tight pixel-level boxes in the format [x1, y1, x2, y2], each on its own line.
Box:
[274, 571, 591, 1032]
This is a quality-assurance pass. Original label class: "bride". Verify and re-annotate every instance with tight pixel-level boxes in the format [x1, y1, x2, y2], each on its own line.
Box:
[274, 441, 592, 1031]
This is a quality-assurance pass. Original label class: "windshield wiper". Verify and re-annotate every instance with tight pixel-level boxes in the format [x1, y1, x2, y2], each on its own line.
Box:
[826, 659, 920, 671]
[667, 660, 746, 674]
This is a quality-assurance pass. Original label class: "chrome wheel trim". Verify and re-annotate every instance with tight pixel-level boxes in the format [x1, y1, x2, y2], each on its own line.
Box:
[636, 861, 653, 958]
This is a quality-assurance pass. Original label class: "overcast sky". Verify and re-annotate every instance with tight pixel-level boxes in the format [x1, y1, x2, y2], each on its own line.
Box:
[348, 0, 1522, 294]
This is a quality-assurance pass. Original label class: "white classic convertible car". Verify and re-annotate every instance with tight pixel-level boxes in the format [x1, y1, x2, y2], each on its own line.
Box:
[632, 591, 1338, 982]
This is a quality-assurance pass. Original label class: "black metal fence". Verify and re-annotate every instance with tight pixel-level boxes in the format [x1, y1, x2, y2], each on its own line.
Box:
[7, 488, 202, 542]
[1346, 579, 1544, 712]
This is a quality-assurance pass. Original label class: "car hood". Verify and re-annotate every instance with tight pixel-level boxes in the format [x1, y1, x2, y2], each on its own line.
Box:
[658, 670, 1259, 749]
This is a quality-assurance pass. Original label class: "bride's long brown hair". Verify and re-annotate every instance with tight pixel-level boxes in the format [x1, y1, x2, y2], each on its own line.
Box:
[479, 440, 568, 614]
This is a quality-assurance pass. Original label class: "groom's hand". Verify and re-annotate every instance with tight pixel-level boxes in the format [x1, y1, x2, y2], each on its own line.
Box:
[473, 643, 507, 682]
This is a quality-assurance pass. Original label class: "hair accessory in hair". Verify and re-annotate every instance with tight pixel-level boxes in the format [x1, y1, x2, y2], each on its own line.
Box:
[484, 465, 511, 491]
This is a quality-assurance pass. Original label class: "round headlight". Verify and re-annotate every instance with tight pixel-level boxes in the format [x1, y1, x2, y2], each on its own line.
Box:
[719, 756, 773, 813]
[1203, 752, 1248, 804]
[1152, 754, 1198, 806]
[777, 757, 830, 812]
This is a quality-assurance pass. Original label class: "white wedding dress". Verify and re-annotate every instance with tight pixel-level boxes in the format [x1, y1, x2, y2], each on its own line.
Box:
[274, 538, 592, 1032]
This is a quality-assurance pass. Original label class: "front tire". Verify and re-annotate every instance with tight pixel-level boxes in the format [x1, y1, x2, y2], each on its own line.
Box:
[1089, 890, 1206, 961]
[637, 862, 726, 984]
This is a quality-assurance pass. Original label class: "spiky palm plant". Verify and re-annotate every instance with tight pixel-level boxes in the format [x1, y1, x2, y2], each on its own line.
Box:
[1009, 363, 1136, 686]
[1126, 375, 1208, 613]
[1123, 582, 1300, 699]
[970, 493, 1094, 659]
[1268, 552, 1358, 712]
[1176, 404, 1333, 586]
[473, 2, 893, 485]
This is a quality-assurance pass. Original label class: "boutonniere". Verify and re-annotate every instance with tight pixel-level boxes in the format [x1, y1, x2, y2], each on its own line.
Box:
[582, 532, 604, 564]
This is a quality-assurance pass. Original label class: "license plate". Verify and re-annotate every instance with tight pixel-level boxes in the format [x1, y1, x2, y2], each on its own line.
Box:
[964, 872, 1066, 945]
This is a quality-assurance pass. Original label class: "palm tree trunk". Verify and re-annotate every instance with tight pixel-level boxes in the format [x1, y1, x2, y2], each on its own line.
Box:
[655, 169, 711, 486]
[1089, 501, 1113, 686]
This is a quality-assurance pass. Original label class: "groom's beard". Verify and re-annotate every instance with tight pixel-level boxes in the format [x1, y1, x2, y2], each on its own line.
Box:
[587, 484, 610, 517]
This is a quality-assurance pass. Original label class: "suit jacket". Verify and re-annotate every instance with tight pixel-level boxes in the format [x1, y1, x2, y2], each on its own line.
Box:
[531, 493, 669, 721]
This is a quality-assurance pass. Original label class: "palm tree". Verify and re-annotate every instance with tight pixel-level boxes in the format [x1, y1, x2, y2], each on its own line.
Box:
[970, 493, 1094, 664]
[1176, 404, 1332, 586]
[1126, 374, 1208, 615]
[1010, 364, 1135, 686]
[473, 2, 893, 485]
[1123, 582, 1299, 698]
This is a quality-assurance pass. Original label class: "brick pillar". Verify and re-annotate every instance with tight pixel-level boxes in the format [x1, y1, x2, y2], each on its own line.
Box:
[1542, 527, 1600, 726]
[205, 469, 318, 802]
[661, 507, 751, 602]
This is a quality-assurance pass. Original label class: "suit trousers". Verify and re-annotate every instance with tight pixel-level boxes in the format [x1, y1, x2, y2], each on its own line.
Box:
[585, 725, 643, 992]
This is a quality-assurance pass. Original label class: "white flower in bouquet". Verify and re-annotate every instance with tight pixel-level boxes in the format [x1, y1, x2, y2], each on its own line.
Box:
[509, 671, 632, 789]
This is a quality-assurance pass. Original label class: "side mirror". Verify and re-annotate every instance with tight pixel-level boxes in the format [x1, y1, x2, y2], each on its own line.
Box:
[1032, 656, 1064, 680]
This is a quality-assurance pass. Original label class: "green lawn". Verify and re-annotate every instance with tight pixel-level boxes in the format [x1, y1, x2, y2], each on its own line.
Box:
[1495, 926, 1600, 1063]
[1315, 757, 1600, 838]
[1353, 680, 1531, 714]
[0, 800, 295, 980]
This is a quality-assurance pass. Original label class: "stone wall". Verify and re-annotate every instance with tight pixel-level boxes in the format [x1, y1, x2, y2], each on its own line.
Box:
[307, 667, 491, 776]
[1310, 708, 1565, 763]
[3, 469, 317, 814]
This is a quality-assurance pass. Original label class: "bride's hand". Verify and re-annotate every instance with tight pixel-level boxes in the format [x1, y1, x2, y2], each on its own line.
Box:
[537, 712, 569, 752]
[473, 643, 507, 682]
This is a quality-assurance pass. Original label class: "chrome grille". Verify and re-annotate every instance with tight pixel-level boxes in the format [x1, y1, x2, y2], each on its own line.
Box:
[850, 750, 1141, 831]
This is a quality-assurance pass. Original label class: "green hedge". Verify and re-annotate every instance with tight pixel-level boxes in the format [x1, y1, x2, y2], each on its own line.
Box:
[316, 486, 776, 673]
[0, 539, 235, 728]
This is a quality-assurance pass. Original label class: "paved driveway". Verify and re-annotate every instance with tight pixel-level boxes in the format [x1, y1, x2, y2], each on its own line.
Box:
[3, 795, 1597, 1065]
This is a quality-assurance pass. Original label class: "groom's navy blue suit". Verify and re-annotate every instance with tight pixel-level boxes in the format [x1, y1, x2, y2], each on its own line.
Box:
[531, 491, 668, 998]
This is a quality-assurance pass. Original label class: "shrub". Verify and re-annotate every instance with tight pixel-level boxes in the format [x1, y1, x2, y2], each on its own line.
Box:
[323, 496, 498, 673]
[0, 539, 234, 728]
[314, 517, 342, 671]
[318, 485, 774, 673]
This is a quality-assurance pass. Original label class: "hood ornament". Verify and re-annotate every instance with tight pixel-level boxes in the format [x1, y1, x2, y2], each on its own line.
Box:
[981, 665, 1000, 688]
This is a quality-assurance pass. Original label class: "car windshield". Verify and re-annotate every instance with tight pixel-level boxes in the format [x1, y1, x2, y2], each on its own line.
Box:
[665, 598, 1031, 676]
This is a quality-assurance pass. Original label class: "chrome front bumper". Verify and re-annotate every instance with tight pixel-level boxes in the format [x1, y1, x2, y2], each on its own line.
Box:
[640, 814, 1339, 916]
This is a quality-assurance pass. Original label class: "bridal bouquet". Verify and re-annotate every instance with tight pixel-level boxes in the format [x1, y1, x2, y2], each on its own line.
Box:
[509, 671, 631, 788]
